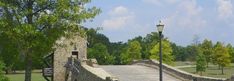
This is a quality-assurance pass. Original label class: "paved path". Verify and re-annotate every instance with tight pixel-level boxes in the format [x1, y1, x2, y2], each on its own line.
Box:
[100, 65, 182, 81]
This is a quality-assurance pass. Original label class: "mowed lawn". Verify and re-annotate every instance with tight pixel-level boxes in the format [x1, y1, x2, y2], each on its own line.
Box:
[175, 61, 234, 78]
[5, 70, 45, 81]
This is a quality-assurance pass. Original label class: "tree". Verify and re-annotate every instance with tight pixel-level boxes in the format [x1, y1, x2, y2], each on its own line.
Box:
[88, 43, 114, 65]
[86, 28, 110, 48]
[196, 48, 206, 75]
[129, 36, 145, 58]
[120, 40, 142, 64]
[201, 39, 213, 67]
[213, 42, 231, 74]
[171, 43, 187, 61]
[226, 44, 234, 63]
[109, 42, 127, 64]
[0, 61, 9, 81]
[142, 32, 160, 59]
[127, 41, 142, 59]
[0, 35, 19, 74]
[185, 35, 202, 61]
[0, 0, 100, 81]
[150, 40, 174, 65]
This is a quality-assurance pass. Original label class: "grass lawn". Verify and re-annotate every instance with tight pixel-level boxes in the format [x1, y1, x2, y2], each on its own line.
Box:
[177, 62, 234, 78]
[5, 70, 46, 81]
[174, 61, 195, 66]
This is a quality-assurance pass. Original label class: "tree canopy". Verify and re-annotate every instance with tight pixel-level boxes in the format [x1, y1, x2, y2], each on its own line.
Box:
[213, 42, 231, 74]
[0, 0, 100, 81]
[150, 40, 174, 65]
[120, 40, 142, 64]
[196, 47, 206, 75]
[201, 39, 213, 67]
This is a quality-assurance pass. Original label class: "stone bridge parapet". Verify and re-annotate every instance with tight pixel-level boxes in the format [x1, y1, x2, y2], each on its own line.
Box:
[70, 59, 118, 81]
[132, 60, 234, 81]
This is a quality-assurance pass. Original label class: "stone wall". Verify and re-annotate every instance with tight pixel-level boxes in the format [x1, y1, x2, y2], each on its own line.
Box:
[71, 59, 118, 81]
[53, 35, 87, 81]
[227, 75, 234, 81]
[132, 60, 232, 81]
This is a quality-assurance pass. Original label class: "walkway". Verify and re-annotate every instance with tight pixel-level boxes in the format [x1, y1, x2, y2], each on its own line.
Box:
[100, 65, 182, 81]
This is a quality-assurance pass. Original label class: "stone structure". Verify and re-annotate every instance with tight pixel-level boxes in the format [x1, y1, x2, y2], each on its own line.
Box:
[53, 35, 87, 81]
[53, 34, 118, 81]
[132, 60, 233, 81]
[71, 59, 118, 81]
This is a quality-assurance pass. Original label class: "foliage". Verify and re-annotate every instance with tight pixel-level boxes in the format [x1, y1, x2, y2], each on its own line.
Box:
[86, 28, 110, 48]
[171, 43, 187, 61]
[213, 42, 231, 74]
[185, 45, 200, 61]
[120, 40, 142, 64]
[0, 0, 100, 81]
[142, 32, 160, 59]
[108, 42, 127, 64]
[0, 61, 9, 81]
[226, 44, 234, 63]
[0, 34, 20, 74]
[88, 43, 114, 65]
[201, 39, 213, 67]
[150, 40, 174, 65]
[196, 48, 206, 75]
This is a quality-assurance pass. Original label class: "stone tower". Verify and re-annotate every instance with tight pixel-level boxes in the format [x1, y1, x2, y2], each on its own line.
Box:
[53, 35, 87, 81]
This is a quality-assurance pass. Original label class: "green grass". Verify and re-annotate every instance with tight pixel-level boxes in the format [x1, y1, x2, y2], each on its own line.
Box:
[5, 72, 45, 81]
[174, 61, 195, 66]
[178, 63, 234, 78]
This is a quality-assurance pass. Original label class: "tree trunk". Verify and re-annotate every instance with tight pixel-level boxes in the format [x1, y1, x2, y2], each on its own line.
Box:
[25, 55, 32, 81]
[5, 70, 9, 74]
[221, 66, 224, 75]
[25, 0, 33, 80]
[5, 68, 12, 74]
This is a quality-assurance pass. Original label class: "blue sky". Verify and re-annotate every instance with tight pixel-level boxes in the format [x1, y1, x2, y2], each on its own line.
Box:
[84, 0, 234, 46]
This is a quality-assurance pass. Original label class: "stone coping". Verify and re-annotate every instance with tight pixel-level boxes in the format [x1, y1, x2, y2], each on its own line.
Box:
[132, 60, 230, 81]
[81, 64, 112, 79]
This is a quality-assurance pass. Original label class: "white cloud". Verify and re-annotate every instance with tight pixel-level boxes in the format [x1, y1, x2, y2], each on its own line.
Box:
[142, 0, 180, 6]
[166, 0, 206, 28]
[178, 0, 202, 16]
[217, 0, 233, 19]
[102, 15, 134, 29]
[102, 6, 135, 30]
[109, 6, 129, 16]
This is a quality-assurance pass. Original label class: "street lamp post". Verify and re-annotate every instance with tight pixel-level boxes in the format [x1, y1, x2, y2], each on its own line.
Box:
[157, 21, 164, 81]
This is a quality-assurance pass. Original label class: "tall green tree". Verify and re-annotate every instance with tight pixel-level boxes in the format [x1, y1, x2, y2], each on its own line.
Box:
[109, 42, 127, 64]
[0, 0, 100, 81]
[213, 42, 231, 74]
[226, 44, 234, 63]
[201, 39, 213, 67]
[196, 48, 206, 75]
[150, 40, 174, 65]
[185, 35, 201, 61]
[88, 43, 114, 65]
[171, 43, 187, 61]
[142, 32, 160, 59]
[120, 40, 142, 64]
[86, 28, 110, 48]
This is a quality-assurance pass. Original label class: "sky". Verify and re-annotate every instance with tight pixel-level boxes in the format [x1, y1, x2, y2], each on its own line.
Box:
[84, 0, 234, 46]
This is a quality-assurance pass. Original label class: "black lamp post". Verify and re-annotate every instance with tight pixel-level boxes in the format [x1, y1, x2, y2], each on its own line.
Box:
[157, 20, 164, 81]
